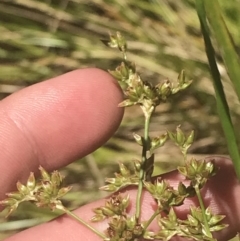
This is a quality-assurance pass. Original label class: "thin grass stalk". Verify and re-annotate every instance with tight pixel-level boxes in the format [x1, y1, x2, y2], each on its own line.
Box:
[195, 0, 240, 180]
[203, 0, 240, 101]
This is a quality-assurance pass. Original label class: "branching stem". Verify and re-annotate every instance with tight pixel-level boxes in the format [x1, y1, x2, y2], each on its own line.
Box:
[195, 186, 212, 238]
[135, 109, 152, 223]
[59, 205, 106, 239]
[144, 209, 160, 230]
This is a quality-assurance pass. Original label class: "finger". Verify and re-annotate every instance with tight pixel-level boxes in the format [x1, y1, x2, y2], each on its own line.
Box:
[4, 157, 240, 241]
[202, 156, 240, 240]
[1, 190, 156, 241]
[0, 68, 124, 197]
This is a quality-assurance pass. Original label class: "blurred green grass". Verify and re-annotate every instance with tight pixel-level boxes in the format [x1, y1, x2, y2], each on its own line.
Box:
[0, 0, 240, 240]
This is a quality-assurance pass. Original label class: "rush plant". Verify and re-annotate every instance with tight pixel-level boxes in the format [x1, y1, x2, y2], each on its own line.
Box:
[0, 32, 228, 241]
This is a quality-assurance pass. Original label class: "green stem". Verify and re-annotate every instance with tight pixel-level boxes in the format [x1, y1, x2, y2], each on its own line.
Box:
[195, 186, 212, 238]
[122, 52, 127, 60]
[59, 205, 106, 239]
[182, 150, 187, 162]
[135, 109, 152, 223]
[144, 209, 160, 230]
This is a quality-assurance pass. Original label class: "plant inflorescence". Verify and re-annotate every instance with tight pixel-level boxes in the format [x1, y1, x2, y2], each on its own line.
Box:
[0, 32, 228, 241]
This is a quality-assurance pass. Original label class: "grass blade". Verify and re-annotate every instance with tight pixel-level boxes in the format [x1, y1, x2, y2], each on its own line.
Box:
[195, 0, 240, 179]
[203, 0, 240, 101]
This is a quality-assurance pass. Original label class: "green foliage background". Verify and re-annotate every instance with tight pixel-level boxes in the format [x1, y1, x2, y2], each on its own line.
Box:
[0, 0, 239, 240]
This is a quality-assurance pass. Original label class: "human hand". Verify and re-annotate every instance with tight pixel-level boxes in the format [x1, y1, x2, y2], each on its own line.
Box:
[0, 68, 239, 241]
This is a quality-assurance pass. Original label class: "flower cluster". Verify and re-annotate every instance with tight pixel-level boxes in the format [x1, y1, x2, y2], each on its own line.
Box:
[91, 32, 228, 241]
[0, 32, 228, 241]
[0, 166, 71, 217]
[154, 207, 227, 241]
[103, 32, 192, 118]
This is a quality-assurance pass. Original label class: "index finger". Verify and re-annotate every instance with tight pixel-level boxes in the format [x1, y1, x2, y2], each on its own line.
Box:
[0, 68, 124, 198]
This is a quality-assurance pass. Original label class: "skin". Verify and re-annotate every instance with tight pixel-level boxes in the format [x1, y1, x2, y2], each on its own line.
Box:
[0, 68, 239, 241]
